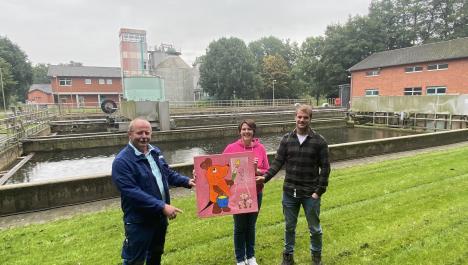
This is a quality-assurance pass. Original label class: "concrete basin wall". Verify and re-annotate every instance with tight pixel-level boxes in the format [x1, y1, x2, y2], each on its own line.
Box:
[22, 119, 346, 152]
[0, 175, 118, 215]
[329, 128, 468, 161]
[50, 121, 109, 134]
[0, 144, 22, 171]
[2, 128, 467, 216]
[172, 110, 345, 128]
[0, 127, 50, 171]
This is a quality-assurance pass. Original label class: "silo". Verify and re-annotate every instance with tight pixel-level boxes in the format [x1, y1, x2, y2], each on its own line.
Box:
[149, 45, 195, 102]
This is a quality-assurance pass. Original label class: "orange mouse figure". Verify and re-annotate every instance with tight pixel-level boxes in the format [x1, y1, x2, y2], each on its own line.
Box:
[199, 158, 233, 214]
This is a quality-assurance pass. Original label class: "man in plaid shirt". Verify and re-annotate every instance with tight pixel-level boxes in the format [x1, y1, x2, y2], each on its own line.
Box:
[257, 104, 330, 265]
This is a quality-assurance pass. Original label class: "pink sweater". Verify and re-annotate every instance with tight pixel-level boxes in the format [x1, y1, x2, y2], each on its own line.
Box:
[223, 138, 270, 193]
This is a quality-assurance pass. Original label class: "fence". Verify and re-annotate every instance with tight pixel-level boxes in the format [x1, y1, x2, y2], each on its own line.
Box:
[28, 102, 118, 115]
[0, 105, 55, 150]
[27, 97, 349, 116]
[25, 98, 345, 117]
[168, 99, 317, 112]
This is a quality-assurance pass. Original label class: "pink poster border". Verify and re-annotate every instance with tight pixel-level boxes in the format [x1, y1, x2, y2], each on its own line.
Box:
[194, 151, 258, 218]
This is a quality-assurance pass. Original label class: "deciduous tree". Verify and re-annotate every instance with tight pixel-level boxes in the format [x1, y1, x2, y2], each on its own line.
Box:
[0, 58, 18, 110]
[32, 63, 50, 84]
[293, 37, 328, 105]
[0, 36, 32, 104]
[261, 55, 292, 99]
[199, 37, 261, 100]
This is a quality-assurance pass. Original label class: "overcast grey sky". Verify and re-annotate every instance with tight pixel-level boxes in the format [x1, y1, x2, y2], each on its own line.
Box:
[1, 0, 371, 67]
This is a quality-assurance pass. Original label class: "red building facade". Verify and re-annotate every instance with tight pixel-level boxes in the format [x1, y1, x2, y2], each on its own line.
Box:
[47, 65, 122, 107]
[349, 38, 468, 98]
[27, 84, 54, 104]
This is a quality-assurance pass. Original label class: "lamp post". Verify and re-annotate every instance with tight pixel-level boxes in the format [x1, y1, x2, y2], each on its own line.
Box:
[0, 67, 6, 112]
[272, 79, 276, 106]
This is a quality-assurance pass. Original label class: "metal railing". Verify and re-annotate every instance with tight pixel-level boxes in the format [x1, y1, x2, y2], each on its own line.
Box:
[24, 98, 342, 117]
[0, 105, 55, 150]
[169, 99, 315, 110]
[27, 101, 122, 115]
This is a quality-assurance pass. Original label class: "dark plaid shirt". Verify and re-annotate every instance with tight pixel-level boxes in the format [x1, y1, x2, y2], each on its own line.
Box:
[265, 128, 330, 197]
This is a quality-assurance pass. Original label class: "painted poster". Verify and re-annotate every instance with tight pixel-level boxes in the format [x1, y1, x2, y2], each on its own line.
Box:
[194, 151, 258, 218]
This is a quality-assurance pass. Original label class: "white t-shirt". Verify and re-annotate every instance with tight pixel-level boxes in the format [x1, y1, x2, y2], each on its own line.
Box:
[297, 134, 307, 145]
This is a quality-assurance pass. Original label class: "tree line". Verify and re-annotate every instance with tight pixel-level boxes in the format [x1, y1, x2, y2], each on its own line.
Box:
[199, 0, 467, 102]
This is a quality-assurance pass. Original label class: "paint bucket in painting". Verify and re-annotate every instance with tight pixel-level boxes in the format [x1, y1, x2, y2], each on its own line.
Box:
[217, 196, 229, 208]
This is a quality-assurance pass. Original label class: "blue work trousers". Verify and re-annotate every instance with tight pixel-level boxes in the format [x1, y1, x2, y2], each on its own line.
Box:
[122, 219, 167, 265]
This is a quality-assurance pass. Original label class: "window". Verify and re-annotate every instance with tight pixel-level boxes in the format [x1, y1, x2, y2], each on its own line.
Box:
[121, 33, 145, 43]
[426, 86, 446, 95]
[404, 87, 422, 95]
[366, 69, 380, 76]
[427, 63, 448, 71]
[405, 66, 423, 73]
[85, 79, 92, 85]
[106, 79, 112, 85]
[59, 78, 72, 86]
[365, 89, 379, 96]
[99, 79, 105, 85]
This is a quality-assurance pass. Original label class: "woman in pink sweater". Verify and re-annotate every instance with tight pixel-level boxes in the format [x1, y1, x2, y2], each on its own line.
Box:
[223, 119, 269, 265]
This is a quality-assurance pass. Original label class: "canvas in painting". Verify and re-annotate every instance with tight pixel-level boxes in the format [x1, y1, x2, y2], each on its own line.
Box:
[194, 151, 258, 218]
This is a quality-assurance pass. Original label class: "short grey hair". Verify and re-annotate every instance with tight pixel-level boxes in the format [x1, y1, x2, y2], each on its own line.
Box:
[128, 117, 151, 132]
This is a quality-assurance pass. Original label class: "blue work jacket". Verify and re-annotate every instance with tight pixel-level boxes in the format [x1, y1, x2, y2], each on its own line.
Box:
[112, 144, 191, 224]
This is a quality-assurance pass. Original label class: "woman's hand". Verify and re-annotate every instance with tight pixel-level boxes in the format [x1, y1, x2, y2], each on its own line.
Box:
[253, 157, 261, 176]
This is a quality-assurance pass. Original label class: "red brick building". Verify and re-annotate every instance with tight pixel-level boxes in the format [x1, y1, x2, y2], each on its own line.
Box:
[27, 84, 54, 104]
[349, 37, 468, 98]
[47, 65, 122, 107]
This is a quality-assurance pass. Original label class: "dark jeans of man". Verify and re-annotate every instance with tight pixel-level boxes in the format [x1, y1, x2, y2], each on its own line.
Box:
[122, 219, 167, 265]
[233, 192, 263, 263]
[282, 192, 322, 254]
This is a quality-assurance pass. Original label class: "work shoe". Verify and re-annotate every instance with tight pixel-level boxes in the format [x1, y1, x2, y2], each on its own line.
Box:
[246, 257, 258, 265]
[281, 252, 294, 265]
[312, 251, 322, 265]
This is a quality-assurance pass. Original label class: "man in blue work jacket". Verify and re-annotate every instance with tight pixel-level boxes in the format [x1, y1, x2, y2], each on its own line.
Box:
[112, 118, 196, 265]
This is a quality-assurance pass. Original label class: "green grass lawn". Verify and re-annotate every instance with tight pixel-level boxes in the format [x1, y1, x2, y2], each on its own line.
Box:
[1, 146, 467, 265]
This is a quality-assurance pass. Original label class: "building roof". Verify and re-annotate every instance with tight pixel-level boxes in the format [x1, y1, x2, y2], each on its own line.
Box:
[348, 37, 468, 72]
[47, 65, 121, 78]
[156, 56, 191, 69]
[29, 84, 52, 94]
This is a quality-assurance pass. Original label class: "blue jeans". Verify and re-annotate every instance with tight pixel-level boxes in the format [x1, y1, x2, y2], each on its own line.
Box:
[282, 192, 322, 254]
[122, 219, 167, 265]
[233, 192, 263, 262]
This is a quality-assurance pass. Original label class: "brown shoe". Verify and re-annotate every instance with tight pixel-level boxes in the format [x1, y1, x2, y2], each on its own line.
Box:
[281, 252, 294, 265]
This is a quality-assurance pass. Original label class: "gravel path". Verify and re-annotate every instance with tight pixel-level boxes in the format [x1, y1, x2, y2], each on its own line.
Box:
[1, 140, 467, 230]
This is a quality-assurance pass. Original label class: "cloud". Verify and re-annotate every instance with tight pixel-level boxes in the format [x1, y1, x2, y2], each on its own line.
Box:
[0, 0, 370, 66]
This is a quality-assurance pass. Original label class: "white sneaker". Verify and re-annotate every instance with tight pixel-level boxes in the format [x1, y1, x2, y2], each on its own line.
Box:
[236, 261, 246, 265]
[246, 257, 258, 265]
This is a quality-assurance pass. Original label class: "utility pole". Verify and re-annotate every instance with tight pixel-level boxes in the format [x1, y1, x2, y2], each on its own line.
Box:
[272, 79, 276, 106]
[0, 67, 6, 112]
